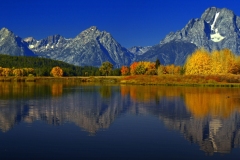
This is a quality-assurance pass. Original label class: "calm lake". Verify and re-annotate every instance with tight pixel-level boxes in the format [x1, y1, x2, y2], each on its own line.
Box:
[0, 82, 240, 159]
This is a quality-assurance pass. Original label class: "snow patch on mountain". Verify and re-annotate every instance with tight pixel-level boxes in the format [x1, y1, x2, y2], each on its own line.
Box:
[211, 12, 220, 30]
[210, 28, 225, 42]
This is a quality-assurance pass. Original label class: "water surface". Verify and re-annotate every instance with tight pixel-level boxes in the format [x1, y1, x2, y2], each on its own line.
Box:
[0, 82, 240, 159]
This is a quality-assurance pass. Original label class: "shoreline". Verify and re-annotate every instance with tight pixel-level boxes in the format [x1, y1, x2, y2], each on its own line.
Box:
[1, 75, 240, 88]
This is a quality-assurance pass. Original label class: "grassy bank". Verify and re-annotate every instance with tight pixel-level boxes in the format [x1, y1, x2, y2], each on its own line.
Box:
[120, 75, 240, 87]
[1, 75, 240, 87]
[0, 76, 122, 83]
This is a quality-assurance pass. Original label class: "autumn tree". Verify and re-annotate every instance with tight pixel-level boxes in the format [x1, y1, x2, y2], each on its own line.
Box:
[130, 61, 156, 75]
[99, 61, 113, 76]
[135, 62, 146, 75]
[145, 62, 156, 75]
[185, 48, 211, 75]
[165, 64, 175, 74]
[221, 48, 239, 74]
[211, 50, 224, 74]
[23, 68, 35, 76]
[50, 66, 63, 77]
[121, 66, 130, 76]
[130, 62, 138, 75]
[2, 68, 12, 77]
[13, 69, 23, 77]
[157, 65, 165, 75]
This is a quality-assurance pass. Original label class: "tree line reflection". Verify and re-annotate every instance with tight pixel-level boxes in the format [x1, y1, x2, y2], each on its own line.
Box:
[0, 83, 240, 154]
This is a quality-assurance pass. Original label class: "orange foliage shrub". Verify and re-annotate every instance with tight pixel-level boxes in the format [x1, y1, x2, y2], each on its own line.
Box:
[121, 66, 130, 76]
[129, 61, 156, 75]
[50, 66, 63, 77]
[130, 62, 138, 75]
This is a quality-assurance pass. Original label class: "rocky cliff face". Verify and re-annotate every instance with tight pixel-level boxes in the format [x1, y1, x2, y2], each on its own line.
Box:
[23, 35, 70, 56]
[160, 7, 240, 54]
[0, 28, 36, 56]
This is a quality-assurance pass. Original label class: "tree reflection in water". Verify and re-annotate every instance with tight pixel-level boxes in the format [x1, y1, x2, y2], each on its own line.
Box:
[0, 83, 240, 155]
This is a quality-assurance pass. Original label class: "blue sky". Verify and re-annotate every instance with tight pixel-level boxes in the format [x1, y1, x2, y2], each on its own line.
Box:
[0, 0, 240, 48]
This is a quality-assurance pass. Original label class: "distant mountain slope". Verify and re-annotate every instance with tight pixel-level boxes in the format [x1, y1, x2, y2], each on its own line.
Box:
[0, 28, 36, 56]
[24, 26, 133, 68]
[136, 41, 197, 65]
[128, 46, 151, 56]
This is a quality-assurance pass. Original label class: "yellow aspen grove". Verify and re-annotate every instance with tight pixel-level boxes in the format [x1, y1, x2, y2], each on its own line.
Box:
[135, 62, 146, 75]
[13, 69, 23, 77]
[221, 49, 239, 74]
[185, 48, 211, 75]
[211, 50, 225, 74]
[23, 68, 35, 76]
[144, 62, 156, 75]
[130, 62, 138, 75]
[165, 64, 175, 74]
[50, 66, 63, 77]
[2, 68, 12, 77]
[157, 65, 165, 75]
[173, 66, 181, 75]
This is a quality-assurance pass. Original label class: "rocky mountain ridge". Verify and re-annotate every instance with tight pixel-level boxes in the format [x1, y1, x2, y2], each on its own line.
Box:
[0, 28, 36, 56]
[160, 7, 240, 55]
[1, 7, 240, 67]
[23, 26, 133, 67]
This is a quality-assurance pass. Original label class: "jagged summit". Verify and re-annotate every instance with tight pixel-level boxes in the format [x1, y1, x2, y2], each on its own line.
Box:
[159, 7, 240, 56]
[22, 26, 133, 67]
[0, 27, 12, 33]
[24, 37, 35, 43]
[0, 27, 36, 56]
[76, 26, 100, 38]
[0, 27, 15, 39]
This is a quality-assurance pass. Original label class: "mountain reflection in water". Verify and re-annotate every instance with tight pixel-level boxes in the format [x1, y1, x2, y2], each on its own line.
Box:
[0, 82, 240, 155]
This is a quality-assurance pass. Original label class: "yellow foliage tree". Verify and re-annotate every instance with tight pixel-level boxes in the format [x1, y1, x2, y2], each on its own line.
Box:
[157, 65, 165, 75]
[185, 48, 212, 75]
[13, 69, 23, 77]
[221, 49, 239, 74]
[50, 66, 63, 77]
[130, 62, 138, 75]
[211, 50, 225, 74]
[145, 62, 156, 75]
[23, 68, 35, 76]
[185, 48, 240, 75]
[2, 68, 12, 77]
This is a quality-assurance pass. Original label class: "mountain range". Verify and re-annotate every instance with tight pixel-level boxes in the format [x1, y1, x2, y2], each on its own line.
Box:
[0, 7, 240, 67]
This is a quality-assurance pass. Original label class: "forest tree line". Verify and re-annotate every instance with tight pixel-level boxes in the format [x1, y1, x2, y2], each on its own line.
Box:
[1, 48, 240, 77]
[0, 54, 120, 76]
[120, 48, 240, 76]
